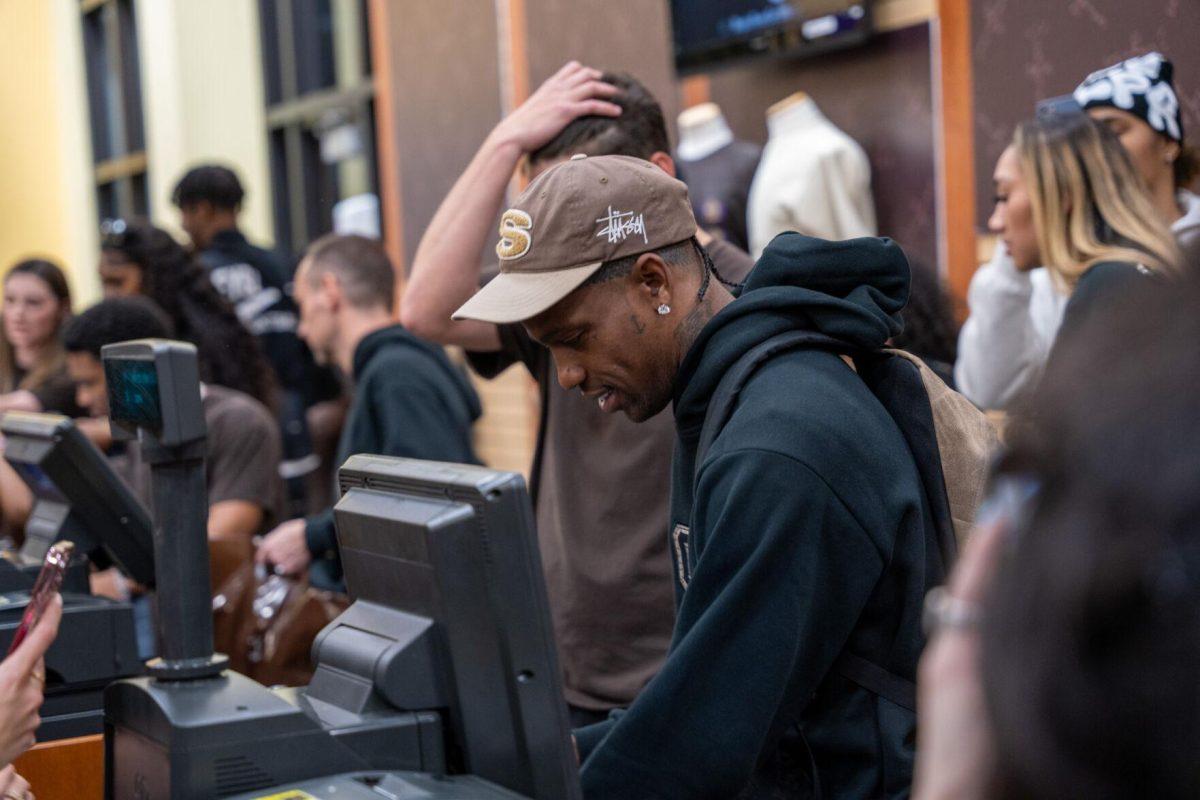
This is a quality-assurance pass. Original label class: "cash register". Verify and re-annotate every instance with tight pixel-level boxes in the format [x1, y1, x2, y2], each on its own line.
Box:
[102, 340, 582, 799]
[0, 412, 150, 739]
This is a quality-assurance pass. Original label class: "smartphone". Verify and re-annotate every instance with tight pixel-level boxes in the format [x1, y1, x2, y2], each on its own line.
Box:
[7, 541, 73, 656]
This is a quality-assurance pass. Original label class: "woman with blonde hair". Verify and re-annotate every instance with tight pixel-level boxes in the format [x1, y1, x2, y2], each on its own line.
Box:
[957, 52, 1197, 410]
[988, 108, 1181, 359]
[0, 259, 79, 415]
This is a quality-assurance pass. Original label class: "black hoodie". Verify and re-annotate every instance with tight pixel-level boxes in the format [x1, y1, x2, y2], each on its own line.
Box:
[577, 235, 932, 799]
[304, 324, 482, 589]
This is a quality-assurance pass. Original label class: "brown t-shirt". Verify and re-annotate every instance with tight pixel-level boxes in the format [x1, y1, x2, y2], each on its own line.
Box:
[8, 362, 84, 418]
[468, 239, 756, 710]
[111, 384, 285, 536]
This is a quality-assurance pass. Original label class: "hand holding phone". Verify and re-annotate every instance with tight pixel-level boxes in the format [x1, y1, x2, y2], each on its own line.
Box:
[8, 541, 72, 656]
[0, 560, 64, 766]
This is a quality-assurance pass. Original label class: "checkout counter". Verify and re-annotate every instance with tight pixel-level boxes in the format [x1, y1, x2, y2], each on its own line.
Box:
[98, 339, 583, 799]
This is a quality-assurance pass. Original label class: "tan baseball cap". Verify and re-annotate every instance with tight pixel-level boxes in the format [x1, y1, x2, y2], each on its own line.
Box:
[452, 154, 697, 324]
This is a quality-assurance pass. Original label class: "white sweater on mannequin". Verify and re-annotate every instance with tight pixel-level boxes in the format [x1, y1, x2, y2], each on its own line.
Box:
[747, 95, 876, 258]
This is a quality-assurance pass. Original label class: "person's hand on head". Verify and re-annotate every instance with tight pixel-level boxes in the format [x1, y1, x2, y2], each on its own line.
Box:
[0, 593, 62, 768]
[489, 61, 622, 155]
[0, 765, 32, 800]
[913, 521, 1007, 800]
[254, 518, 312, 576]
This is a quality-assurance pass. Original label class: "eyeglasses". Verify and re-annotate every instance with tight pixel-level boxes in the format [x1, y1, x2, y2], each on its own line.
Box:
[100, 217, 129, 247]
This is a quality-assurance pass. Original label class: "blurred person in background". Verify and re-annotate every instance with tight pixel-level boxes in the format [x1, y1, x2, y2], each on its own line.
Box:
[97, 219, 276, 410]
[63, 297, 284, 548]
[890, 258, 959, 387]
[403, 62, 755, 726]
[916, 271, 1200, 800]
[64, 298, 283, 657]
[0, 260, 79, 416]
[980, 110, 1180, 378]
[957, 52, 1198, 409]
[173, 165, 328, 514]
[257, 235, 480, 592]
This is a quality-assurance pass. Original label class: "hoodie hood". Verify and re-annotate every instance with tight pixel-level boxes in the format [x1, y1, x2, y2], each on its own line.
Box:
[673, 233, 909, 434]
[354, 323, 483, 421]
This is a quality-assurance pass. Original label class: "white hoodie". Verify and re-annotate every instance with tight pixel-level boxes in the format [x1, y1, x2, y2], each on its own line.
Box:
[956, 189, 1200, 410]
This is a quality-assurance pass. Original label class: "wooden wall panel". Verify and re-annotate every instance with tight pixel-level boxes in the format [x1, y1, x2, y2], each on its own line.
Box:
[521, 0, 680, 140]
[369, 0, 504, 272]
[971, 0, 1200, 229]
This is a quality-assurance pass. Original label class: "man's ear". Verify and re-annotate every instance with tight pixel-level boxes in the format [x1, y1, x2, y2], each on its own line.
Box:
[318, 270, 342, 310]
[649, 151, 676, 178]
[630, 252, 672, 309]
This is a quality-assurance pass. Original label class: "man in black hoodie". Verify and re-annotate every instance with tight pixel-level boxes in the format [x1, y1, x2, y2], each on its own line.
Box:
[257, 234, 482, 590]
[173, 164, 336, 513]
[454, 154, 932, 798]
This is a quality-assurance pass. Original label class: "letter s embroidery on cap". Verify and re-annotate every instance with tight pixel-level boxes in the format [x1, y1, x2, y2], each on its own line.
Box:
[672, 523, 692, 590]
[496, 209, 533, 260]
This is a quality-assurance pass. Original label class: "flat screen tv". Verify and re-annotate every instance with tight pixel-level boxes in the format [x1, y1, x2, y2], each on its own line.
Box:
[672, 0, 873, 74]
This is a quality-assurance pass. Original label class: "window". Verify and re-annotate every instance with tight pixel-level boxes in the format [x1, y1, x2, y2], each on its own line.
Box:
[80, 0, 148, 223]
[258, 0, 379, 257]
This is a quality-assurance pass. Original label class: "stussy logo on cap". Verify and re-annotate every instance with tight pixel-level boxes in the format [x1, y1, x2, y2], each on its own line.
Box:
[497, 209, 533, 260]
[596, 206, 648, 245]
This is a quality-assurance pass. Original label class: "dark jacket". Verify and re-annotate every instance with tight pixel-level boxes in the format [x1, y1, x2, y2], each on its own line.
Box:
[305, 324, 482, 589]
[198, 229, 310, 397]
[1049, 259, 1148, 367]
[577, 235, 932, 799]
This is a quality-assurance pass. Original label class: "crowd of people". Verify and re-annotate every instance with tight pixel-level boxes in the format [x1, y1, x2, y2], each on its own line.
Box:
[0, 48, 1196, 799]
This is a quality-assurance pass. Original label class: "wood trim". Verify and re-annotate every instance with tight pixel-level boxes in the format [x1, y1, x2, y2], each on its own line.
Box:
[367, 0, 406, 297]
[934, 0, 977, 313]
[680, 75, 711, 109]
[876, 0, 936, 33]
[94, 151, 148, 185]
[505, 0, 530, 110]
[13, 733, 104, 798]
[499, 0, 531, 193]
[497, 0, 540, 454]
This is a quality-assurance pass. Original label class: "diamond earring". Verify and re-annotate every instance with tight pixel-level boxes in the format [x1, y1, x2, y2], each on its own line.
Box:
[657, 304, 671, 316]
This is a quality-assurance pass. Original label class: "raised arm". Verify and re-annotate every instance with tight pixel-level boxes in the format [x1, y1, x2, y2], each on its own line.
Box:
[401, 61, 621, 351]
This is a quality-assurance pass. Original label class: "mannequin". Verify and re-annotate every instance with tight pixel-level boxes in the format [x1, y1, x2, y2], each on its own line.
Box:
[747, 92, 876, 256]
[766, 91, 810, 119]
[677, 103, 735, 161]
[675, 102, 762, 252]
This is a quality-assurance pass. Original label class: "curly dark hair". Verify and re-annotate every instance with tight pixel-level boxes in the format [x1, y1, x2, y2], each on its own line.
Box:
[101, 220, 276, 407]
[64, 296, 172, 357]
[891, 257, 959, 375]
[172, 164, 245, 211]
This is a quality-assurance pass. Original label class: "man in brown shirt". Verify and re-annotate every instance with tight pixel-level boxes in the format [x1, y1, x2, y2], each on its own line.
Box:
[63, 297, 284, 543]
[402, 63, 754, 724]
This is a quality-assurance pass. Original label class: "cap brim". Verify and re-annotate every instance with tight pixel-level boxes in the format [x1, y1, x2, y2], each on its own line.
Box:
[452, 261, 603, 324]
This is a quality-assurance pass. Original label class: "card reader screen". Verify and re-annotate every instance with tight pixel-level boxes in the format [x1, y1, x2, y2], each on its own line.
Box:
[105, 358, 163, 428]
